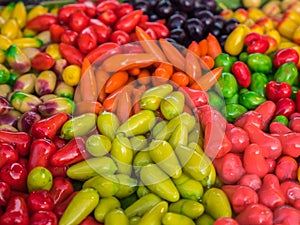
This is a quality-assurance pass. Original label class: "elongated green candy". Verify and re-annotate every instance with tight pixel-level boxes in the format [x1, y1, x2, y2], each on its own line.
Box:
[97, 111, 120, 141]
[117, 109, 156, 137]
[6, 44, 31, 74]
[94, 196, 121, 223]
[140, 84, 173, 110]
[160, 91, 185, 120]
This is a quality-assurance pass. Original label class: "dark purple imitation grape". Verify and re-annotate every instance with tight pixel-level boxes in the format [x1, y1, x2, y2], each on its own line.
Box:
[155, 0, 175, 18]
[133, 1, 151, 14]
[223, 18, 240, 34]
[213, 15, 226, 30]
[194, 10, 214, 27]
[178, 0, 195, 12]
[170, 28, 188, 45]
[167, 13, 187, 29]
[183, 18, 205, 41]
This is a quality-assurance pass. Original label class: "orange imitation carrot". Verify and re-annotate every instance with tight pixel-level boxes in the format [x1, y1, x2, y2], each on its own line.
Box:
[198, 39, 208, 57]
[171, 71, 190, 87]
[137, 69, 151, 85]
[80, 58, 98, 101]
[206, 33, 222, 59]
[190, 67, 223, 91]
[95, 68, 110, 103]
[135, 26, 166, 62]
[128, 67, 140, 76]
[115, 85, 133, 123]
[188, 41, 201, 56]
[101, 53, 157, 72]
[102, 87, 123, 112]
[200, 55, 215, 70]
[159, 38, 185, 71]
[185, 51, 202, 84]
[75, 101, 103, 115]
[104, 71, 129, 94]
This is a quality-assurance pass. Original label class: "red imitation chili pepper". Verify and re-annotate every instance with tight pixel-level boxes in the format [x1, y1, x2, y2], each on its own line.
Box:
[274, 204, 300, 224]
[0, 181, 11, 206]
[0, 131, 31, 157]
[266, 81, 292, 102]
[50, 24, 66, 43]
[80, 216, 104, 225]
[89, 19, 112, 44]
[258, 174, 286, 210]
[0, 196, 29, 225]
[269, 121, 292, 134]
[27, 139, 57, 172]
[275, 97, 296, 118]
[273, 48, 300, 68]
[30, 112, 69, 140]
[53, 191, 78, 219]
[290, 116, 300, 132]
[30, 211, 58, 225]
[116, 3, 133, 18]
[26, 13, 57, 32]
[115, 10, 143, 33]
[275, 156, 298, 182]
[274, 132, 300, 158]
[244, 123, 282, 160]
[296, 91, 300, 112]
[59, 43, 84, 66]
[0, 162, 27, 192]
[85, 42, 120, 64]
[138, 21, 170, 39]
[0, 142, 19, 169]
[243, 143, 269, 178]
[238, 174, 262, 191]
[213, 152, 245, 184]
[281, 181, 300, 206]
[27, 190, 55, 213]
[254, 100, 276, 131]
[204, 121, 232, 159]
[60, 29, 78, 46]
[178, 86, 208, 107]
[225, 124, 249, 153]
[222, 185, 258, 214]
[231, 61, 251, 88]
[57, 3, 87, 24]
[49, 137, 90, 167]
[109, 30, 130, 45]
[78, 26, 98, 54]
[50, 176, 74, 205]
[235, 204, 273, 225]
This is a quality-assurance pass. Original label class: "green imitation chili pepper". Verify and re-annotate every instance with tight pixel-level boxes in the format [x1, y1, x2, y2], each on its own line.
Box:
[195, 213, 215, 225]
[239, 51, 248, 62]
[66, 156, 117, 181]
[82, 174, 119, 197]
[117, 109, 156, 137]
[136, 201, 168, 225]
[61, 113, 97, 140]
[111, 134, 133, 175]
[247, 53, 272, 74]
[114, 174, 137, 199]
[214, 53, 237, 73]
[97, 111, 120, 141]
[239, 90, 266, 109]
[104, 208, 129, 225]
[274, 62, 298, 86]
[59, 187, 99, 225]
[272, 115, 289, 126]
[250, 72, 268, 97]
[172, 173, 203, 201]
[140, 163, 180, 202]
[140, 84, 173, 110]
[224, 103, 248, 123]
[168, 123, 189, 149]
[217, 72, 238, 98]
[86, 134, 111, 157]
[149, 140, 182, 179]
[225, 93, 239, 105]
[94, 196, 121, 223]
[202, 187, 232, 220]
[162, 212, 195, 225]
[124, 193, 161, 218]
[160, 91, 185, 120]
